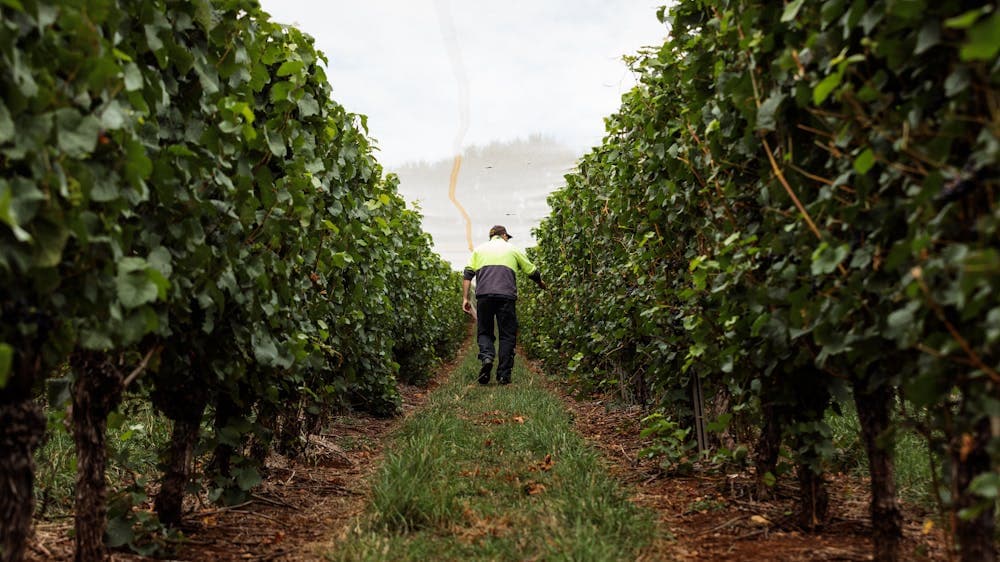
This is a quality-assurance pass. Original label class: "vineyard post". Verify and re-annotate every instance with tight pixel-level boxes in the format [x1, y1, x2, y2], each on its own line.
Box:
[691, 373, 708, 453]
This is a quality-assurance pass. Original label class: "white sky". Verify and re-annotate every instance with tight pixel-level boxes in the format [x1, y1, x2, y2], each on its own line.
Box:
[260, 1, 669, 267]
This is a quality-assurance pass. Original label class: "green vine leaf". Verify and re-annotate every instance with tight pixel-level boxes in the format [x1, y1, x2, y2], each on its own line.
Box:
[960, 12, 1000, 61]
[0, 343, 13, 389]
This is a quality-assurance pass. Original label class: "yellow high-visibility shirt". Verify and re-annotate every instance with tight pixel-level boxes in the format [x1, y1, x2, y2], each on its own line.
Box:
[463, 236, 538, 298]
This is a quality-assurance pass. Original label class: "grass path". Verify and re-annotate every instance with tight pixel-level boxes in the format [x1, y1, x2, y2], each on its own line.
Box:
[328, 348, 659, 561]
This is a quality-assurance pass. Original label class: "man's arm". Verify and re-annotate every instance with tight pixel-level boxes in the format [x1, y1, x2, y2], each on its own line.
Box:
[512, 246, 545, 289]
[462, 264, 476, 313]
[462, 278, 473, 313]
[528, 270, 547, 290]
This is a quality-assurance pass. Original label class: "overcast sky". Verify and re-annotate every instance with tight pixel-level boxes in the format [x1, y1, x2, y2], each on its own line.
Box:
[260, 1, 669, 267]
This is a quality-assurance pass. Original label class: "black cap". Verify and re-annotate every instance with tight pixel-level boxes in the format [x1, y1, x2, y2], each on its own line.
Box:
[489, 225, 512, 238]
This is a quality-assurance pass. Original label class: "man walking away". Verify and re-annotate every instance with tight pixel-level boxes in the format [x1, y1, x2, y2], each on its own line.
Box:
[462, 225, 546, 385]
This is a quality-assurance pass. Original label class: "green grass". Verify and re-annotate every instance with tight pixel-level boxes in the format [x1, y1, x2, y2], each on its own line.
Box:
[329, 350, 659, 561]
[827, 403, 935, 507]
[34, 398, 173, 518]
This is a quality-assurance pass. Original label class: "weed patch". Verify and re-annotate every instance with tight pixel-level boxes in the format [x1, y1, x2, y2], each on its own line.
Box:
[827, 404, 935, 507]
[34, 398, 172, 518]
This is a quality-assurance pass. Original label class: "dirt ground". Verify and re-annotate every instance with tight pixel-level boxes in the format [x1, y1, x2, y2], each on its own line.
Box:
[535, 360, 951, 562]
[26, 338, 468, 562]
[28, 340, 950, 561]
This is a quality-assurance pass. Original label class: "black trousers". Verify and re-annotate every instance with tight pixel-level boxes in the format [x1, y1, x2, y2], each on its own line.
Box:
[476, 296, 518, 379]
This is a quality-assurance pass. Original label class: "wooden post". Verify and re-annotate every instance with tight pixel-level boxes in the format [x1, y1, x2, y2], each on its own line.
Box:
[691, 374, 708, 453]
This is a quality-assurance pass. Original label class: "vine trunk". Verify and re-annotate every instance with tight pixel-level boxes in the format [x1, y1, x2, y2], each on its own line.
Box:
[854, 381, 901, 562]
[155, 399, 208, 527]
[71, 351, 125, 562]
[953, 416, 996, 562]
[0, 397, 45, 562]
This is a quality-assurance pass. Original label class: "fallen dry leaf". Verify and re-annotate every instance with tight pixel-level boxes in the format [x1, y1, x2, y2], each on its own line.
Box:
[265, 531, 286, 545]
[524, 481, 546, 496]
[541, 453, 554, 471]
[513, 416, 526, 424]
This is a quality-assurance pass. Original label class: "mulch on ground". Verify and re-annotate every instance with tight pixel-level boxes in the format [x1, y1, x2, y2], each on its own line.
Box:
[26, 338, 470, 562]
[533, 358, 951, 562]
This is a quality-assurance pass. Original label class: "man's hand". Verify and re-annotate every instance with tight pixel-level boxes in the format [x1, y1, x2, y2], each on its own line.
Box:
[461, 279, 473, 315]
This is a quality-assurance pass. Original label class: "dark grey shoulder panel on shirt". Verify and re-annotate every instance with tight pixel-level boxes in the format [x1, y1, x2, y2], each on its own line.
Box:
[474, 264, 517, 298]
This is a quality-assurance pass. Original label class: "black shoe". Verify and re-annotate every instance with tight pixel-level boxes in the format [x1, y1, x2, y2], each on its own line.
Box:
[478, 358, 493, 384]
[497, 374, 511, 385]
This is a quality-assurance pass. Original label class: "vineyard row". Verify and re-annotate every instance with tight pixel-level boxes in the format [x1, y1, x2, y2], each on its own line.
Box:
[520, 2, 999, 561]
[0, 1, 464, 560]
